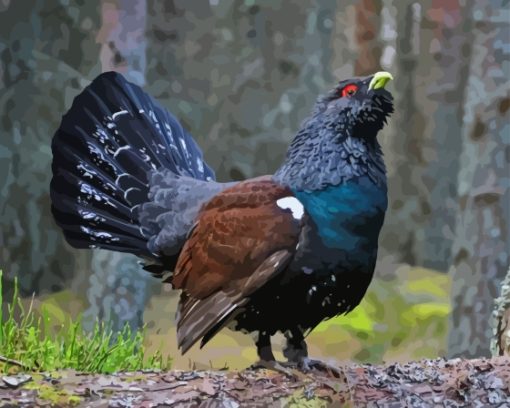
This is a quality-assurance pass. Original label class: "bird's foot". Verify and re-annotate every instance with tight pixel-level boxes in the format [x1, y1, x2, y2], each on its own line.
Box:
[250, 360, 306, 380]
[292, 358, 343, 378]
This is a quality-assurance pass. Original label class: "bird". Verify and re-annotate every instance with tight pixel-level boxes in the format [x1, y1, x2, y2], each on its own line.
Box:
[50, 70, 394, 373]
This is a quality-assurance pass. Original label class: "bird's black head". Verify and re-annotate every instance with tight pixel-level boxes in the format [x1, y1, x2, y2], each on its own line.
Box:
[313, 71, 394, 138]
[274, 72, 394, 191]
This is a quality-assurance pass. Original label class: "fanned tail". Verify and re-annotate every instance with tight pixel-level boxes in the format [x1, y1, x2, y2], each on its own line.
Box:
[50, 72, 215, 259]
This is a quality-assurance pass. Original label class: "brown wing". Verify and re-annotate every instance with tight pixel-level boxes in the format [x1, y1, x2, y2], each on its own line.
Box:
[171, 178, 302, 353]
[176, 249, 293, 353]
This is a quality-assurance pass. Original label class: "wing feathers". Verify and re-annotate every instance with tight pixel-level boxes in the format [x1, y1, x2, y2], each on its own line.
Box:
[176, 292, 244, 354]
[240, 250, 292, 296]
[173, 179, 303, 353]
[176, 249, 294, 353]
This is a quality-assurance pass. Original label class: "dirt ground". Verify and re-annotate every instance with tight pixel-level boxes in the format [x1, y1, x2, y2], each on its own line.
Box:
[1, 357, 509, 407]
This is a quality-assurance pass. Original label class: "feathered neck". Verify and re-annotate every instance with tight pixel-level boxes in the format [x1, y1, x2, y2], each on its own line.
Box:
[273, 125, 386, 192]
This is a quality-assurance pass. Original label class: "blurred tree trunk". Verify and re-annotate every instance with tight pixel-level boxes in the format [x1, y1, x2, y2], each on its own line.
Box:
[330, 1, 356, 80]
[379, 0, 426, 267]
[419, 0, 473, 271]
[353, 0, 382, 76]
[83, 0, 158, 334]
[0, 1, 100, 296]
[380, 0, 476, 272]
[448, 0, 510, 358]
[96, 0, 147, 86]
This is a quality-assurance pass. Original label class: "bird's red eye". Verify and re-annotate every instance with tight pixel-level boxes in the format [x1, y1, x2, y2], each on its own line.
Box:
[341, 84, 358, 98]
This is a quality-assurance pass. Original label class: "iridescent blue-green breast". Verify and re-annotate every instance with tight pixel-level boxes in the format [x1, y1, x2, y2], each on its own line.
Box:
[293, 178, 387, 254]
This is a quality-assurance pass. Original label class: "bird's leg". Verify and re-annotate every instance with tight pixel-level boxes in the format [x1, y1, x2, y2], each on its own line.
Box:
[256, 331, 275, 362]
[284, 328, 343, 378]
[283, 328, 308, 363]
[250, 331, 296, 377]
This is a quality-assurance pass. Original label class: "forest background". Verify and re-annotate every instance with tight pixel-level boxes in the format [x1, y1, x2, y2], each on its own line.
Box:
[0, 0, 508, 370]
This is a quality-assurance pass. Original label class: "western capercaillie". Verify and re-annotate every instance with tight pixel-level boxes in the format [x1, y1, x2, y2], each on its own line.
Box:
[51, 71, 394, 372]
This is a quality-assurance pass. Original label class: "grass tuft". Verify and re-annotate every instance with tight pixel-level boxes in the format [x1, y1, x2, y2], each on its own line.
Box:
[0, 270, 171, 373]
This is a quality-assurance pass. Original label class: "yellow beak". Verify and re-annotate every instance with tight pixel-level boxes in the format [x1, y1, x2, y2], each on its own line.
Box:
[368, 71, 394, 91]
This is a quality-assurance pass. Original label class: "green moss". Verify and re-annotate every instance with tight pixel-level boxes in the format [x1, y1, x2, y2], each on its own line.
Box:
[24, 383, 81, 406]
[283, 392, 329, 408]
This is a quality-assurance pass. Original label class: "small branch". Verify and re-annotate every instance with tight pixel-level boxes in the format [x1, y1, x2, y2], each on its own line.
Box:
[0, 355, 29, 369]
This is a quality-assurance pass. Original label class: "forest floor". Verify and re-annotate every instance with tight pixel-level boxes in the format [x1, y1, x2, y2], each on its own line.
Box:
[1, 356, 509, 407]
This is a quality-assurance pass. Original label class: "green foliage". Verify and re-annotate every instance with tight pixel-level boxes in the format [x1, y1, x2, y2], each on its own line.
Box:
[0, 270, 171, 373]
[307, 266, 450, 363]
[0, 266, 451, 372]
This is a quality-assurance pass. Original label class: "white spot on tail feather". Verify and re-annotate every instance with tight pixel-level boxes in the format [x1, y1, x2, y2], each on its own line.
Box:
[196, 158, 204, 173]
[276, 196, 304, 220]
[113, 145, 131, 158]
[124, 187, 141, 201]
[179, 138, 189, 157]
[112, 109, 128, 120]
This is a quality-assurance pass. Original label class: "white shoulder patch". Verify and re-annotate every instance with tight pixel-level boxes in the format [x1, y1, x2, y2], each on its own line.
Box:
[276, 196, 304, 220]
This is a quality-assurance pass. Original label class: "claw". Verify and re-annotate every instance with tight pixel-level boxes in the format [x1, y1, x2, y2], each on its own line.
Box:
[250, 360, 307, 380]
[296, 358, 343, 378]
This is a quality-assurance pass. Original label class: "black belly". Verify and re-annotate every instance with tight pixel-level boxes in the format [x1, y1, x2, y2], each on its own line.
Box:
[232, 261, 375, 335]
[232, 213, 380, 335]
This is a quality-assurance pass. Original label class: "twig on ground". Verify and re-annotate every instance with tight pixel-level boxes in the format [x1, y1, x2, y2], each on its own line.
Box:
[0, 355, 29, 369]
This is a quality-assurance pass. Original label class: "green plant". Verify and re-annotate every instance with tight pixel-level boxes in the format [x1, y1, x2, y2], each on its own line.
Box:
[0, 270, 171, 373]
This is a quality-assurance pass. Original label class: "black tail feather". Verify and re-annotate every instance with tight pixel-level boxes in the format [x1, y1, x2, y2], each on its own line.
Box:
[51, 72, 215, 259]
